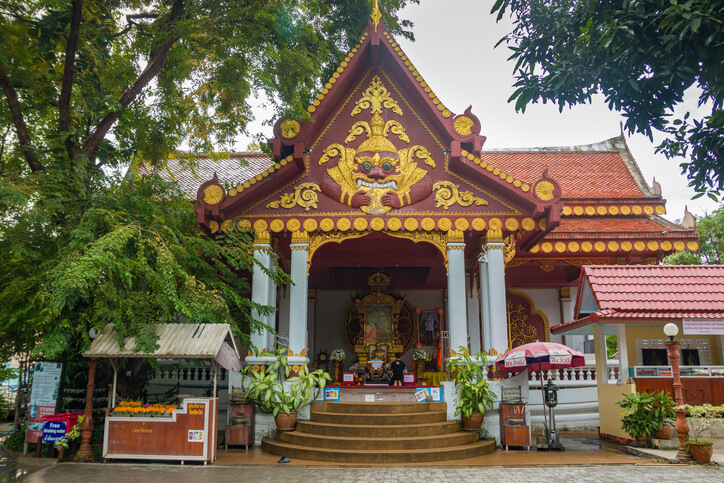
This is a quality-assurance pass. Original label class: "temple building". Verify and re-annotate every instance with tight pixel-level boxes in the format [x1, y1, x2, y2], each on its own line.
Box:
[160, 7, 700, 375]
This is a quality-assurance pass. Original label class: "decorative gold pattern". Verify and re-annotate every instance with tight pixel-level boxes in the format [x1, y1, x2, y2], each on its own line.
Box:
[454, 116, 474, 136]
[280, 119, 301, 138]
[308, 230, 369, 264]
[521, 218, 535, 231]
[209, 220, 219, 233]
[203, 185, 224, 205]
[534, 180, 556, 201]
[371, 0, 381, 31]
[254, 231, 271, 244]
[351, 76, 403, 117]
[507, 289, 550, 346]
[266, 183, 321, 212]
[385, 230, 448, 266]
[320, 218, 335, 231]
[432, 181, 488, 210]
[504, 234, 517, 264]
[459, 149, 531, 196]
[270, 219, 284, 232]
[539, 260, 555, 272]
[388, 217, 402, 231]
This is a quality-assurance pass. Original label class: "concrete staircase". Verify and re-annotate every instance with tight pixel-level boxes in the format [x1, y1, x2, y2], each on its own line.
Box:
[261, 401, 496, 463]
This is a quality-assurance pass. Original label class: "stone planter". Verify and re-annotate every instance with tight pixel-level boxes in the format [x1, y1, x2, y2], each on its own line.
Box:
[688, 442, 713, 463]
[275, 411, 298, 432]
[461, 411, 484, 432]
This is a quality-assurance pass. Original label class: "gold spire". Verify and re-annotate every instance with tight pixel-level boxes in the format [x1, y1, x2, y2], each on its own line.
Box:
[371, 0, 381, 31]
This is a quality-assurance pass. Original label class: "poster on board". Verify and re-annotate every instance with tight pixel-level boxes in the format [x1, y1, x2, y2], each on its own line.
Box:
[26, 362, 63, 444]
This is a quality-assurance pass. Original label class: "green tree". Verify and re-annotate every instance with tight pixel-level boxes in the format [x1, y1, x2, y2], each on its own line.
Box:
[0, 0, 416, 359]
[664, 205, 724, 265]
[491, 0, 724, 199]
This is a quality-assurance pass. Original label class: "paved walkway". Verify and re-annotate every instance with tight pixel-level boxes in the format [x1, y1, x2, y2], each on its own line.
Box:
[23, 463, 724, 482]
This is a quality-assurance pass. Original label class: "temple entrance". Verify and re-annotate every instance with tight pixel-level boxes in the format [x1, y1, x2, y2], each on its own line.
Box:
[308, 233, 446, 385]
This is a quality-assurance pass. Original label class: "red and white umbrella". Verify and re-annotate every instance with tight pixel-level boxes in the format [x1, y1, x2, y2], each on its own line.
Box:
[495, 341, 585, 374]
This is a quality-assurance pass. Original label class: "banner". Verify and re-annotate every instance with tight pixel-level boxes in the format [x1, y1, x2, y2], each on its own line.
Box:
[26, 362, 63, 444]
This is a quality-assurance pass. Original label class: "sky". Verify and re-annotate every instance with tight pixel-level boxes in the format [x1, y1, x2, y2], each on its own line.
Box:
[240, 0, 719, 221]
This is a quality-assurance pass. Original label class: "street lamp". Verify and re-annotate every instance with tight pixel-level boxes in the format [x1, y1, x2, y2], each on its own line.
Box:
[663, 323, 690, 462]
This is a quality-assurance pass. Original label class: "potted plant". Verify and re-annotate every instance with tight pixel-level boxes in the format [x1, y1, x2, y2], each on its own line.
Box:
[650, 390, 676, 439]
[446, 347, 496, 432]
[616, 392, 660, 445]
[245, 348, 331, 431]
[330, 348, 346, 384]
[413, 349, 429, 381]
[678, 403, 724, 463]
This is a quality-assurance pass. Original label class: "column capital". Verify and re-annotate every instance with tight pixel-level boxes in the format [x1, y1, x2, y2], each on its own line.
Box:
[446, 230, 465, 244]
[291, 230, 309, 245]
[254, 230, 271, 244]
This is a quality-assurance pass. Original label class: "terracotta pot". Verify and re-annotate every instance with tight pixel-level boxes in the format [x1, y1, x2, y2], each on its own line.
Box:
[689, 442, 713, 463]
[275, 411, 298, 432]
[635, 434, 649, 446]
[461, 411, 484, 432]
[654, 425, 671, 440]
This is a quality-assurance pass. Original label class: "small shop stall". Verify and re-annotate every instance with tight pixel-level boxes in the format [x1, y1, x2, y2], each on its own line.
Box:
[84, 323, 242, 464]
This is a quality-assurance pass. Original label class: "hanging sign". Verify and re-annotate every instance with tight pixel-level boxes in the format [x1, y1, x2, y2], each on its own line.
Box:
[504, 351, 527, 368]
[26, 362, 63, 444]
[683, 318, 724, 335]
[548, 349, 572, 365]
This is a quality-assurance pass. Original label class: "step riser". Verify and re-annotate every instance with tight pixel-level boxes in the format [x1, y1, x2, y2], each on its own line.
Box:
[311, 412, 447, 425]
[312, 401, 446, 414]
[295, 421, 462, 437]
[278, 432, 478, 450]
[261, 440, 496, 463]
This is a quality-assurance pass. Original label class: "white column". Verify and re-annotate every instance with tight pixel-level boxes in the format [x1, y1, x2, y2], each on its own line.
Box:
[447, 231, 468, 353]
[466, 273, 482, 354]
[246, 233, 276, 365]
[595, 324, 610, 385]
[288, 231, 310, 363]
[478, 251, 492, 353]
[485, 238, 508, 354]
[560, 287, 583, 351]
[617, 324, 630, 383]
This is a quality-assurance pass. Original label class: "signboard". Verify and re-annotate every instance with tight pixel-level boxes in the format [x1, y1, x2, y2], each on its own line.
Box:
[42, 421, 67, 444]
[504, 351, 527, 369]
[188, 430, 205, 443]
[501, 385, 522, 402]
[324, 388, 341, 401]
[403, 374, 415, 384]
[364, 394, 375, 402]
[414, 389, 427, 402]
[26, 362, 63, 444]
[683, 318, 724, 335]
[414, 387, 443, 402]
[342, 372, 354, 385]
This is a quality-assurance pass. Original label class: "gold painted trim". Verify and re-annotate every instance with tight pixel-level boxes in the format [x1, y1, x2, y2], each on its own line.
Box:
[507, 289, 550, 343]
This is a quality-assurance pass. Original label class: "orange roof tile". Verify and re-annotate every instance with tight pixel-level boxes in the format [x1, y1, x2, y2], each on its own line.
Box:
[551, 217, 672, 234]
[481, 151, 645, 199]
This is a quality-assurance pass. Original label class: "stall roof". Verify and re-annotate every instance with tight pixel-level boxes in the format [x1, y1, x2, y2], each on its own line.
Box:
[551, 265, 724, 336]
[83, 323, 242, 371]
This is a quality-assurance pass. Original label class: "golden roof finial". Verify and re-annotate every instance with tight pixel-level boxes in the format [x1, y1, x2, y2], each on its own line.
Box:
[371, 0, 381, 31]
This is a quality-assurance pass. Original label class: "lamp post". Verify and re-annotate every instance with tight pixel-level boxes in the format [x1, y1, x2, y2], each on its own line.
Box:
[663, 323, 691, 462]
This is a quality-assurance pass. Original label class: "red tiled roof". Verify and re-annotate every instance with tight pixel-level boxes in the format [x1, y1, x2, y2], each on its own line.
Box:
[551, 265, 724, 334]
[138, 153, 272, 197]
[584, 265, 724, 313]
[481, 151, 645, 199]
[550, 217, 674, 234]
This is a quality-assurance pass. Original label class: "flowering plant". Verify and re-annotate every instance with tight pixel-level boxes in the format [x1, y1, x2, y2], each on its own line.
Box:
[112, 401, 177, 416]
[330, 349, 346, 362]
[413, 349, 429, 362]
[677, 404, 724, 444]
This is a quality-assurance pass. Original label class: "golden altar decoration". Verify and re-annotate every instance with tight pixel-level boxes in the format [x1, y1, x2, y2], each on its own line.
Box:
[342, 272, 416, 367]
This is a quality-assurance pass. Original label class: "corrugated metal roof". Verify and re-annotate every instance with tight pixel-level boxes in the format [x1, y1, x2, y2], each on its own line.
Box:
[84, 323, 238, 360]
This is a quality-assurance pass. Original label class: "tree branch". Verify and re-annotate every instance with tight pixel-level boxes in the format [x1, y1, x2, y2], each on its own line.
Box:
[59, 0, 84, 160]
[82, 0, 183, 163]
[0, 66, 43, 172]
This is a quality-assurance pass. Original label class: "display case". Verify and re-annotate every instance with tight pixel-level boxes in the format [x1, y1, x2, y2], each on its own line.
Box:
[103, 397, 218, 464]
[225, 402, 255, 449]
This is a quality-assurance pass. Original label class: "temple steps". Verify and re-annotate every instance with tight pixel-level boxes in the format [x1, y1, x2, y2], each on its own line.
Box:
[261, 401, 496, 463]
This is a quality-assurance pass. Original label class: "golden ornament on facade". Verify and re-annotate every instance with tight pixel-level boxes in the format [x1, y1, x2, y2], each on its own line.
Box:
[585, 206, 595, 216]
[254, 230, 271, 244]
[688, 241, 699, 251]
[354, 218, 369, 231]
[387, 217, 402, 231]
[421, 217, 435, 231]
[655, 205, 666, 215]
[303, 218, 318, 232]
[573, 206, 584, 216]
[385, 230, 449, 266]
[538, 260, 555, 272]
[253, 219, 268, 232]
[320, 218, 335, 232]
[280, 119, 301, 138]
[581, 241, 593, 252]
[447, 230, 464, 243]
[608, 241, 620, 252]
[371, 0, 382, 31]
[404, 218, 419, 231]
[203, 184, 224, 205]
[609, 206, 620, 215]
[594, 241, 606, 252]
[455, 218, 469, 231]
[287, 218, 301, 231]
[291, 231, 309, 244]
[337, 218, 352, 231]
[505, 218, 519, 232]
[621, 206, 631, 215]
[621, 241, 633, 251]
[555, 242, 566, 253]
[370, 217, 385, 231]
[488, 218, 503, 231]
[632, 205, 643, 215]
[236, 219, 252, 232]
[504, 234, 517, 263]
[438, 217, 452, 231]
[209, 220, 219, 233]
[541, 242, 553, 253]
[568, 241, 580, 252]
[562, 206, 573, 216]
[221, 220, 235, 233]
[538, 218, 547, 230]
[661, 241, 672, 251]
[270, 219, 284, 232]
[472, 218, 486, 231]
[534, 180, 556, 201]
[351, 76, 403, 117]
[647, 241, 659, 251]
[674, 241, 685, 251]
[266, 183, 321, 212]
[521, 218, 535, 231]
[454, 116, 474, 136]
[644, 206, 655, 215]
[634, 241, 646, 251]
[432, 181, 488, 210]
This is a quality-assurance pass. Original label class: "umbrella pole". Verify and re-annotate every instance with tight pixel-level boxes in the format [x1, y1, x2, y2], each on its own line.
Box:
[540, 368, 548, 438]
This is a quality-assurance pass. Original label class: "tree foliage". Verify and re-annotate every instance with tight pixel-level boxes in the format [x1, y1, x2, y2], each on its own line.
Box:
[664, 204, 724, 264]
[0, 0, 417, 359]
[491, 0, 724, 199]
